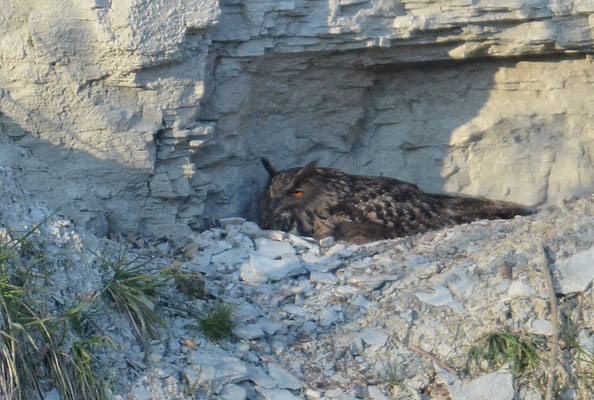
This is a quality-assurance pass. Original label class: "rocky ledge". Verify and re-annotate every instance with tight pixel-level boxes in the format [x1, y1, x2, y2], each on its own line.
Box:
[1, 165, 593, 400]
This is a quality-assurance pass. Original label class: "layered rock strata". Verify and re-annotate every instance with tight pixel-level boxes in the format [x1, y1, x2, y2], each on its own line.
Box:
[1, 0, 593, 236]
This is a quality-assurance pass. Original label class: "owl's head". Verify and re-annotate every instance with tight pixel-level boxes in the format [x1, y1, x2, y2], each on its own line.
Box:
[260, 158, 320, 212]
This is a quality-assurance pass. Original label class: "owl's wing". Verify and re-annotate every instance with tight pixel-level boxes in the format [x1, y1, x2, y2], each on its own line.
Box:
[332, 176, 449, 237]
[428, 193, 535, 223]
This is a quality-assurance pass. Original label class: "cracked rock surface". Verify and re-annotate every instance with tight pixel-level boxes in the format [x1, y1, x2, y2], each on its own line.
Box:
[2, 0, 594, 236]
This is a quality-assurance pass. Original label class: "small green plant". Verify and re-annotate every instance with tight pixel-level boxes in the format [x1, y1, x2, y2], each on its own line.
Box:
[70, 336, 115, 398]
[376, 356, 402, 390]
[560, 312, 594, 397]
[467, 330, 543, 375]
[65, 299, 101, 338]
[160, 263, 206, 300]
[42, 334, 114, 400]
[197, 303, 236, 343]
[0, 228, 110, 400]
[574, 348, 594, 397]
[384, 364, 402, 390]
[97, 248, 166, 349]
[182, 375, 200, 397]
[0, 260, 44, 399]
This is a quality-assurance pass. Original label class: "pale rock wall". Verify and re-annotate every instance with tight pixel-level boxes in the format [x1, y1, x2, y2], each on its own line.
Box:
[1, 0, 593, 237]
[0, 0, 219, 236]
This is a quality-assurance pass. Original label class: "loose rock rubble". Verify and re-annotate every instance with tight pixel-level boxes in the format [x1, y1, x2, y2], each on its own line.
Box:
[1, 165, 593, 400]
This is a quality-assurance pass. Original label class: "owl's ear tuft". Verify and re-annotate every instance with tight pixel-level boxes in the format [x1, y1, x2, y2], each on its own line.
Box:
[293, 160, 317, 184]
[261, 158, 277, 177]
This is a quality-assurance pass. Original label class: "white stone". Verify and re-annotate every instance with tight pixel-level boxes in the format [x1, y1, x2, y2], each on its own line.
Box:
[324, 388, 358, 399]
[280, 303, 306, 317]
[256, 387, 301, 400]
[528, 319, 554, 336]
[518, 389, 545, 400]
[235, 301, 260, 320]
[336, 285, 359, 296]
[268, 363, 302, 389]
[234, 323, 266, 340]
[351, 295, 371, 308]
[347, 275, 400, 290]
[507, 280, 536, 297]
[302, 321, 318, 334]
[404, 255, 431, 268]
[130, 386, 153, 400]
[320, 308, 340, 327]
[212, 247, 249, 269]
[368, 386, 390, 400]
[359, 328, 388, 347]
[302, 253, 342, 272]
[437, 367, 514, 400]
[415, 285, 456, 307]
[305, 388, 322, 399]
[555, 246, 594, 294]
[255, 238, 296, 258]
[239, 221, 266, 237]
[310, 271, 339, 284]
[43, 389, 61, 400]
[187, 346, 248, 392]
[219, 217, 246, 227]
[240, 251, 306, 283]
[286, 233, 320, 252]
[410, 261, 443, 279]
[259, 318, 282, 335]
[324, 243, 355, 258]
[220, 383, 247, 400]
[442, 268, 474, 299]
[182, 366, 198, 386]
[247, 366, 277, 389]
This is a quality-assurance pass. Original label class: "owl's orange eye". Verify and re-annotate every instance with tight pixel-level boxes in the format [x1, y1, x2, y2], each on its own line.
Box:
[291, 191, 303, 197]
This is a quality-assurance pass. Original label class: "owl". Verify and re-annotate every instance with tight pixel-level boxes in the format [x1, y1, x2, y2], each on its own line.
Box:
[259, 159, 534, 244]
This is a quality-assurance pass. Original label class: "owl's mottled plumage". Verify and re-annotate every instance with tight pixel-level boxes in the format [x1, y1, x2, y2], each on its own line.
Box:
[259, 159, 534, 244]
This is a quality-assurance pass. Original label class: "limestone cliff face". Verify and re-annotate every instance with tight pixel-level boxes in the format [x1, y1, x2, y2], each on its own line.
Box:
[1, 0, 593, 237]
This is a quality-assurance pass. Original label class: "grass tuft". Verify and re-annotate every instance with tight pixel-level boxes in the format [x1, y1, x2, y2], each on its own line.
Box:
[97, 248, 166, 350]
[0, 227, 111, 400]
[197, 303, 236, 343]
[42, 334, 114, 400]
[0, 237, 46, 399]
[383, 363, 402, 391]
[560, 311, 594, 397]
[468, 329, 543, 375]
[69, 336, 115, 398]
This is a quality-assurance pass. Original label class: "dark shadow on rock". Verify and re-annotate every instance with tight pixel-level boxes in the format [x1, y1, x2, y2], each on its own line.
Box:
[196, 47, 594, 224]
[195, 52, 498, 222]
[0, 114, 150, 236]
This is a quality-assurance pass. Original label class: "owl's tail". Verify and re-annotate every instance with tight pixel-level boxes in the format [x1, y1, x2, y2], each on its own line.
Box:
[431, 193, 536, 223]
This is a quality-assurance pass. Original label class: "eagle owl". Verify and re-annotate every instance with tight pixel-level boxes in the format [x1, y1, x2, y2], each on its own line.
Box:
[259, 159, 534, 244]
